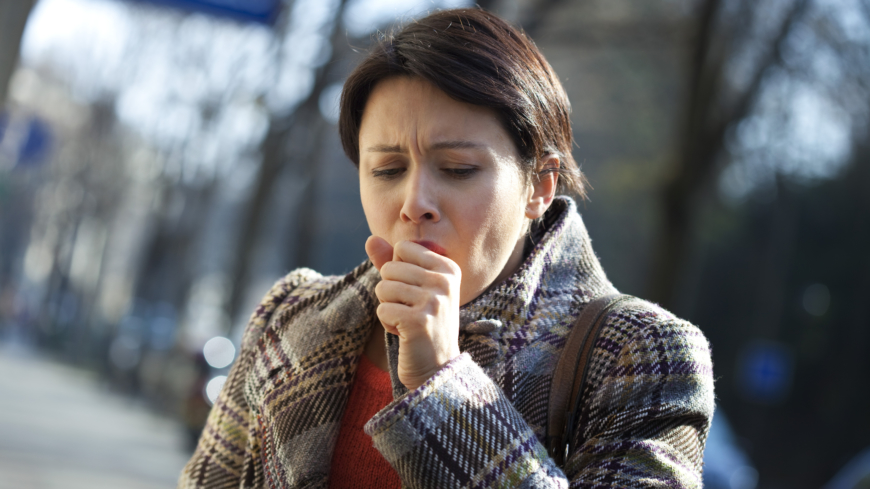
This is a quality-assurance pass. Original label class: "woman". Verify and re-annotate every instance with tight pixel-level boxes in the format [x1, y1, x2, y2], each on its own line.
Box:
[179, 8, 714, 489]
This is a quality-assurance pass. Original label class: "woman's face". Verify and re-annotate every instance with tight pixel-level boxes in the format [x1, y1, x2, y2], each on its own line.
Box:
[358, 76, 543, 305]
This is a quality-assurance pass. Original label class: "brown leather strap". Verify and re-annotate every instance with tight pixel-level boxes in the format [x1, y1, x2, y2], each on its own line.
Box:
[546, 294, 633, 465]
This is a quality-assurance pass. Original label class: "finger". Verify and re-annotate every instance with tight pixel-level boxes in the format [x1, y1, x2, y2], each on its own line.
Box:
[379, 261, 428, 287]
[376, 302, 413, 337]
[375, 279, 427, 307]
[379, 320, 399, 336]
[381, 262, 451, 297]
[393, 241, 459, 274]
[365, 235, 394, 271]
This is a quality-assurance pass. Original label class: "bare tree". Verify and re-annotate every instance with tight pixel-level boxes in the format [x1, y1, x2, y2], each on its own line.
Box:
[226, 0, 350, 323]
[646, 0, 811, 308]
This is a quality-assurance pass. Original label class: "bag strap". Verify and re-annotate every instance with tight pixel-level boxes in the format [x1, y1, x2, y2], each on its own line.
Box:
[546, 293, 633, 465]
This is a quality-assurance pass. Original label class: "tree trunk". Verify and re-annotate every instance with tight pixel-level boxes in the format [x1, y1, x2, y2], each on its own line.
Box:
[646, 0, 810, 309]
[226, 0, 349, 324]
[0, 0, 36, 106]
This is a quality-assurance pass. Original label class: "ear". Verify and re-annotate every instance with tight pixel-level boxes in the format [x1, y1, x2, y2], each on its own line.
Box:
[525, 154, 559, 219]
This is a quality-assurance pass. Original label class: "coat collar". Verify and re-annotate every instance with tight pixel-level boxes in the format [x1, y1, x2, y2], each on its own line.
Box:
[457, 196, 614, 333]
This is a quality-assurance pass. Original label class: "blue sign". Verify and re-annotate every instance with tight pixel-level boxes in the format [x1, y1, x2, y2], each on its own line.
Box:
[125, 0, 281, 25]
[0, 111, 52, 168]
[738, 340, 794, 404]
[18, 118, 52, 165]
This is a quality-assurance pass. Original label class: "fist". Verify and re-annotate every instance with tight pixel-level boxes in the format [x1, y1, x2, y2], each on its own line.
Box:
[366, 236, 462, 391]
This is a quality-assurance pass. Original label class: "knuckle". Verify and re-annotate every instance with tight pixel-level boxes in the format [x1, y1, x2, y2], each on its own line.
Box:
[430, 272, 451, 291]
[374, 281, 387, 297]
[376, 302, 391, 317]
[411, 304, 427, 319]
[418, 293, 442, 315]
[435, 294, 451, 311]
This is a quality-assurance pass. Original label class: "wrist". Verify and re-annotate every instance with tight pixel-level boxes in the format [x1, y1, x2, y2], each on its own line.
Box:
[401, 349, 462, 391]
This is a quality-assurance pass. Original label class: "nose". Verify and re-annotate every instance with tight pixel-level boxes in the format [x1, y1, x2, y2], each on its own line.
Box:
[400, 166, 440, 224]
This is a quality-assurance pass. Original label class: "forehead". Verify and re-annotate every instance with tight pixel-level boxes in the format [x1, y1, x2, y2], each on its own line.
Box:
[358, 77, 516, 156]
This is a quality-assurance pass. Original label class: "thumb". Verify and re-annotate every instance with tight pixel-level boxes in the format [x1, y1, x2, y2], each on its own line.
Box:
[365, 235, 393, 271]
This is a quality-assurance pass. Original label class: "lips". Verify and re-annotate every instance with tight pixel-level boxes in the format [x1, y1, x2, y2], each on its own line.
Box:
[412, 240, 448, 257]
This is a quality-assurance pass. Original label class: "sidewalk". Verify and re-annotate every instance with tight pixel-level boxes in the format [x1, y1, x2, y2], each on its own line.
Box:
[0, 345, 191, 489]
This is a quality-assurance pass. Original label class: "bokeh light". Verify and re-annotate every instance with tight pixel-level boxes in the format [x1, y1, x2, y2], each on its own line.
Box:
[204, 375, 227, 406]
[202, 336, 235, 369]
[802, 283, 831, 317]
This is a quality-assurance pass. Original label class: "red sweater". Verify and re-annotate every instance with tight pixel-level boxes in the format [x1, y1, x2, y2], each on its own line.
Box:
[328, 354, 401, 489]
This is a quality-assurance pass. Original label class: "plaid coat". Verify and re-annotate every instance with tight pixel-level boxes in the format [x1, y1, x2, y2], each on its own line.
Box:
[178, 197, 714, 488]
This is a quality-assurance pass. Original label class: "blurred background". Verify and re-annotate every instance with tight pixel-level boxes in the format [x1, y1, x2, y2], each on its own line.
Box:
[0, 0, 868, 487]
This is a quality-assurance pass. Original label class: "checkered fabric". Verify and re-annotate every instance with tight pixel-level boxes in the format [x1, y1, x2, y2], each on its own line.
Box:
[178, 197, 714, 489]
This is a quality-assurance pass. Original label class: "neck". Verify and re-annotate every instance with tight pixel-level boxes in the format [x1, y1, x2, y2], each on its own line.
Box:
[465, 229, 528, 305]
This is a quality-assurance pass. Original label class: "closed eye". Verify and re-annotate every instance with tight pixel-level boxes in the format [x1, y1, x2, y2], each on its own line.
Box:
[444, 167, 478, 179]
[371, 168, 404, 180]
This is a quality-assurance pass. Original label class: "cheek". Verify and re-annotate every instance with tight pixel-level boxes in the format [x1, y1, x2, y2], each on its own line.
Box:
[483, 201, 524, 251]
[360, 183, 388, 235]
[484, 173, 528, 231]
[360, 182, 405, 242]
[461, 179, 526, 254]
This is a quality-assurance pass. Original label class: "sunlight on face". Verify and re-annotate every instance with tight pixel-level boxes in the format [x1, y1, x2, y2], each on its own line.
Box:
[358, 77, 534, 305]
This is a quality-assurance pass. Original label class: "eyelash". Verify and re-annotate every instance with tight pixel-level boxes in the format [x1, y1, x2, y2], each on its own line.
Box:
[370, 167, 478, 180]
[371, 168, 402, 180]
[447, 168, 477, 179]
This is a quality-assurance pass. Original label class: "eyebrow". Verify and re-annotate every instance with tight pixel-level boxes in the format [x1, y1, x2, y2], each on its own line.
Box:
[365, 140, 486, 153]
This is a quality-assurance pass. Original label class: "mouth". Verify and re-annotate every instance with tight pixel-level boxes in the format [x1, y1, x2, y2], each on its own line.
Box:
[412, 240, 448, 257]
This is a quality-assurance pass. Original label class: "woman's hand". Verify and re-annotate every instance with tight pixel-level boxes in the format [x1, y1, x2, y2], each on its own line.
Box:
[366, 236, 462, 391]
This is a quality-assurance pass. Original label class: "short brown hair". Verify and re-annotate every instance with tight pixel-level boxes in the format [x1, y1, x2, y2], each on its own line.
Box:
[338, 8, 585, 198]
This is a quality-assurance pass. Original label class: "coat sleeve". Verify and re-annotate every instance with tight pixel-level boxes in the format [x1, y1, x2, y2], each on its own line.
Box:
[562, 318, 715, 488]
[177, 270, 317, 489]
[364, 317, 714, 489]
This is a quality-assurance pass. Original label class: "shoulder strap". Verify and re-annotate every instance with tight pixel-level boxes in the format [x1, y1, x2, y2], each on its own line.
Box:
[546, 293, 633, 465]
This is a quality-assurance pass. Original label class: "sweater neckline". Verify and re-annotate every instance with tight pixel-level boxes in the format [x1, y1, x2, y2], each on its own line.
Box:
[356, 354, 392, 392]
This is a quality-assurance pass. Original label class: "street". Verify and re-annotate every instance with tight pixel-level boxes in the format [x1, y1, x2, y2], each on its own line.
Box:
[0, 345, 190, 489]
